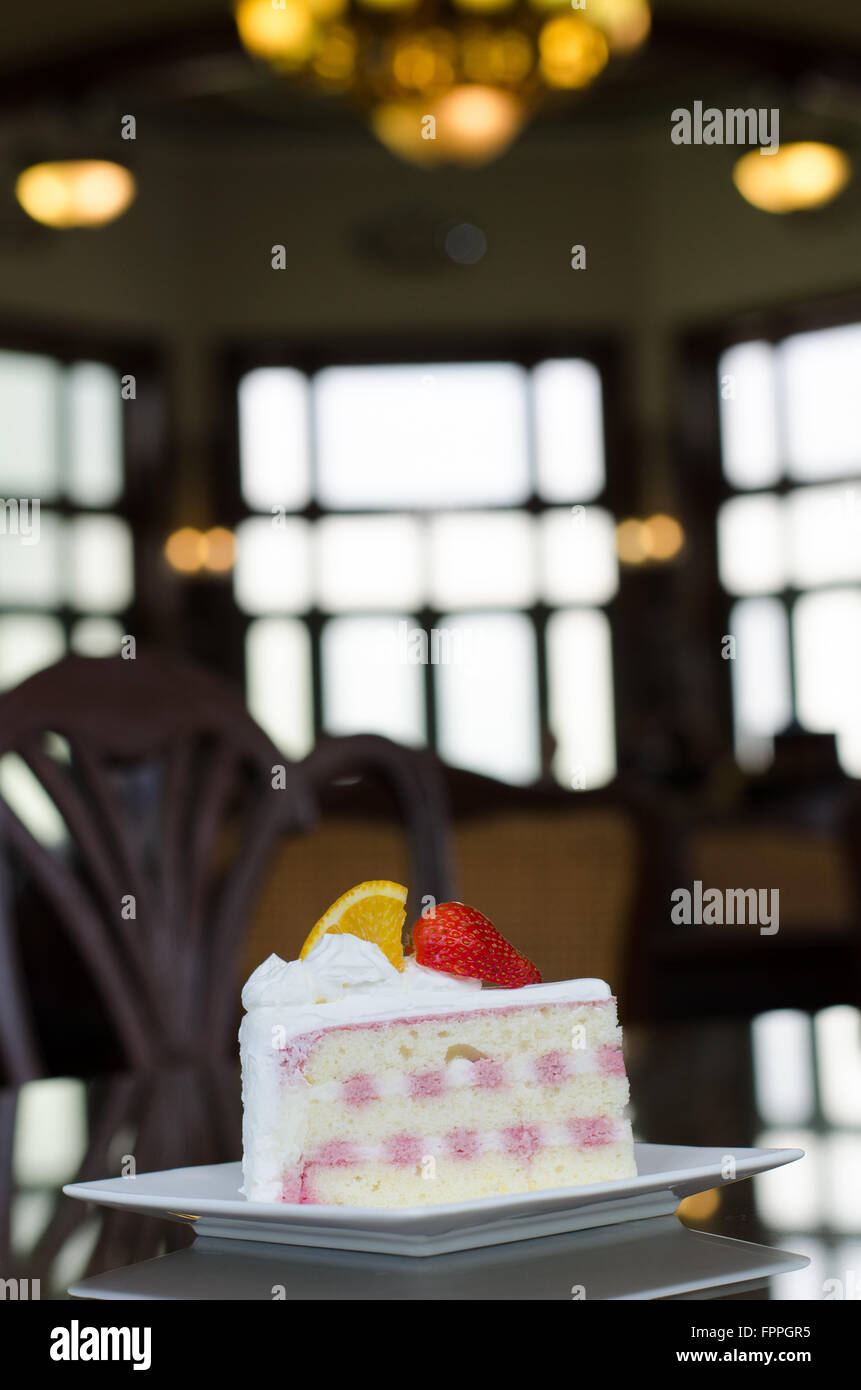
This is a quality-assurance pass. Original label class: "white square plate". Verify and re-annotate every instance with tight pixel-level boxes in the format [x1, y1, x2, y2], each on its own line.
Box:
[68, 1220, 810, 1300]
[63, 1143, 803, 1257]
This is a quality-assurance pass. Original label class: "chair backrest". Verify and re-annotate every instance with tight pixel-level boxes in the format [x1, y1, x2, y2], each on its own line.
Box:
[453, 807, 639, 989]
[429, 765, 662, 1012]
[650, 795, 861, 1018]
[0, 652, 312, 1082]
[690, 823, 855, 932]
[243, 754, 654, 1006]
[242, 733, 455, 974]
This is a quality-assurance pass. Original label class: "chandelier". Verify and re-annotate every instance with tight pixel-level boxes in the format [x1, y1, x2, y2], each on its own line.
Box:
[234, 0, 650, 164]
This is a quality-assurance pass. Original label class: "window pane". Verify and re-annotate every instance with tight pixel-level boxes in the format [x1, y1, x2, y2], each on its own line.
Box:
[67, 516, 133, 613]
[786, 482, 861, 588]
[234, 516, 311, 614]
[825, 1135, 861, 1232]
[718, 341, 781, 490]
[316, 514, 423, 611]
[793, 588, 861, 775]
[794, 589, 861, 751]
[754, 1129, 821, 1232]
[246, 617, 313, 758]
[540, 506, 618, 605]
[782, 324, 861, 481]
[0, 351, 60, 498]
[546, 608, 616, 790]
[0, 753, 68, 848]
[729, 597, 792, 771]
[314, 363, 530, 509]
[815, 1006, 861, 1127]
[0, 510, 62, 606]
[717, 493, 785, 595]
[0, 614, 65, 689]
[238, 367, 310, 511]
[67, 362, 123, 506]
[752, 1011, 815, 1127]
[428, 512, 535, 609]
[322, 619, 425, 750]
[322, 615, 425, 746]
[435, 612, 540, 784]
[533, 358, 605, 502]
[70, 617, 124, 657]
[12, 1077, 89, 1183]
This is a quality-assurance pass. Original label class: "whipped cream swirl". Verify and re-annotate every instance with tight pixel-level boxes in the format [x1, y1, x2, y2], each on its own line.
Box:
[241, 933, 483, 1011]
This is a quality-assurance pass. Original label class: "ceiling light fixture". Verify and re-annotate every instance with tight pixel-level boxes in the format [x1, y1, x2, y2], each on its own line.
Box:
[15, 160, 136, 228]
[733, 141, 851, 214]
[234, 0, 650, 164]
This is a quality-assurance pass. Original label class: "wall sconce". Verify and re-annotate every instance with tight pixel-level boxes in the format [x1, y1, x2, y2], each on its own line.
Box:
[616, 513, 684, 565]
[164, 527, 236, 575]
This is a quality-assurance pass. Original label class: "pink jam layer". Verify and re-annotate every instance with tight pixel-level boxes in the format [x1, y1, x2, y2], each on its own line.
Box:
[277, 997, 617, 1081]
[341, 1073, 379, 1106]
[304, 1120, 623, 1170]
[337, 1047, 624, 1106]
[289, 1117, 629, 1202]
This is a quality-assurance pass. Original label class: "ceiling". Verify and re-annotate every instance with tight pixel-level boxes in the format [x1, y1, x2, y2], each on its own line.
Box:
[1, 0, 861, 63]
[0, 1, 860, 154]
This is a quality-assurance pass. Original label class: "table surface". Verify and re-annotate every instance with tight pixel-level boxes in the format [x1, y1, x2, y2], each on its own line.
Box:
[2, 1012, 858, 1300]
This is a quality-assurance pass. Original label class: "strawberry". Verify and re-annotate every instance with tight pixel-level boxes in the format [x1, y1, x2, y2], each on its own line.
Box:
[410, 902, 541, 988]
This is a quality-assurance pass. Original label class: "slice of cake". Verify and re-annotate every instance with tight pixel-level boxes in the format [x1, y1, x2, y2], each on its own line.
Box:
[239, 883, 637, 1207]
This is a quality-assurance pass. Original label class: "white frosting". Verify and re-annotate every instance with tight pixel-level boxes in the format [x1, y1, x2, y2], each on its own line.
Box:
[240, 934, 480, 1012]
[238, 932, 612, 1201]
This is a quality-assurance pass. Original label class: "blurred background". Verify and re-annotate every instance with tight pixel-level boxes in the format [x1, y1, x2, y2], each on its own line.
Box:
[0, 0, 860, 1297]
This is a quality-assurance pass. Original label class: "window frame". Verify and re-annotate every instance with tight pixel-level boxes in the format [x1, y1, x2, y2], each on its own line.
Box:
[219, 330, 629, 782]
[679, 288, 861, 762]
[0, 315, 169, 654]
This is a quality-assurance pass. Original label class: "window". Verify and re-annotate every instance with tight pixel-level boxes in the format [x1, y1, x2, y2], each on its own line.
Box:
[716, 323, 861, 775]
[0, 349, 133, 691]
[235, 354, 618, 787]
[752, 1006, 861, 1290]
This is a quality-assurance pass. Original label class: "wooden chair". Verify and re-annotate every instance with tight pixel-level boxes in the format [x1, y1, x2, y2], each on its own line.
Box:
[0, 652, 312, 1083]
[0, 657, 458, 1083]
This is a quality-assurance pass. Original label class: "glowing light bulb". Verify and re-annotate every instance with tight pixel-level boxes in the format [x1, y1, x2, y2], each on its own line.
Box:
[165, 528, 207, 574]
[15, 161, 136, 229]
[391, 33, 456, 94]
[461, 30, 534, 85]
[436, 84, 524, 163]
[641, 514, 684, 561]
[234, 0, 315, 65]
[538, 15, 608, 89]
[615, 518, 647, 565]
[586, 0, 651, 54]
[311, 26, 357, 84]
[733, 142, 851, 214]
[203, 527, 237, 573]
[370, 103, 445, 165]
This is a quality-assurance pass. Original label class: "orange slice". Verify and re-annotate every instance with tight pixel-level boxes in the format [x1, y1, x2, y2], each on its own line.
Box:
[299, 880, 408, 971]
